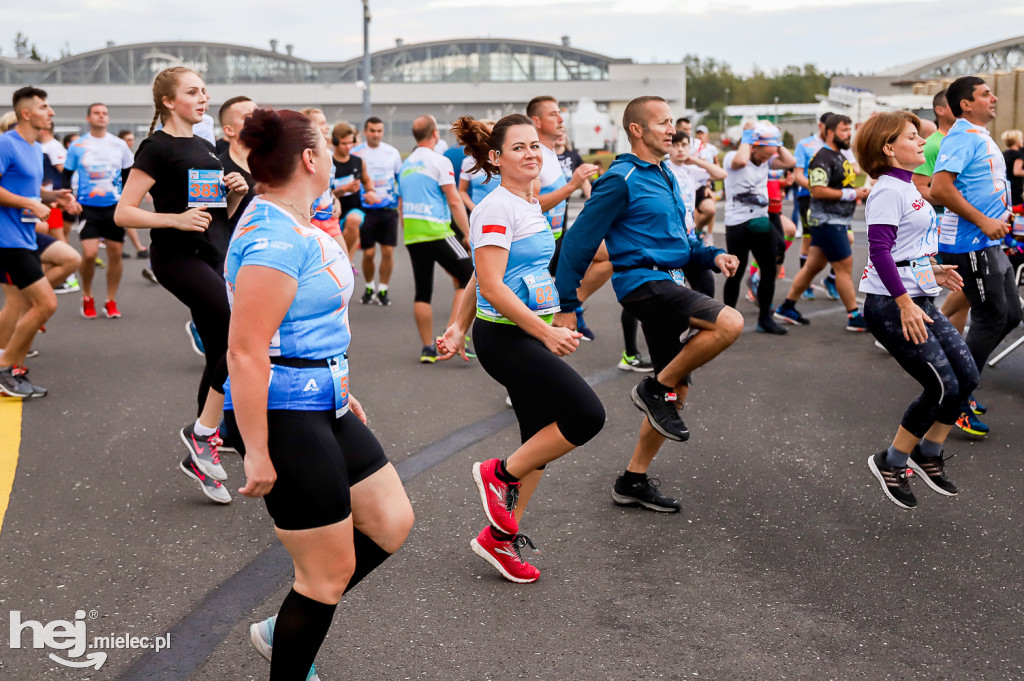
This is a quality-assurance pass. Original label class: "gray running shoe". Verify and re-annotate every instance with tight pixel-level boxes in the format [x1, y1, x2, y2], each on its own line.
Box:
[178, 455, 231, 504]
[0, 366, 47, 398]
[180, 422, 227, 481]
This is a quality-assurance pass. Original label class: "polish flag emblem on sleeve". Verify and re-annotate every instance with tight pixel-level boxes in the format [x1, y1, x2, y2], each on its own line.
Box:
[482, 224, 507, 234]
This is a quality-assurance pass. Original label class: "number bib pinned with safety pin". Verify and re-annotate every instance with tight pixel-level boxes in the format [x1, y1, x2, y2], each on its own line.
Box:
[909, 257, 941, 295]
[187, 169, 227, 208]
[523, 271, 560, 315]
[328, 355, 349, 418]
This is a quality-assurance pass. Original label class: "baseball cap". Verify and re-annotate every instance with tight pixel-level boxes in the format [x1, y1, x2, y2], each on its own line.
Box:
[695, 124, 709, 134]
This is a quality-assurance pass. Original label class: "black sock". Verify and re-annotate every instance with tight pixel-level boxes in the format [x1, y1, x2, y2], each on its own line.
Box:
[654, 379, 675, 393]
[621, 309, 640, 357]
[344, 529, 393, 595]
[269, 589, 337, 681]
[496, 459, 519, 483]
[827, 269, 837, 283]
[780, 298, 796, 310]
[490, 526, 515, 542]
[799, 254, 807, 269]
[622, 470, 647, 485]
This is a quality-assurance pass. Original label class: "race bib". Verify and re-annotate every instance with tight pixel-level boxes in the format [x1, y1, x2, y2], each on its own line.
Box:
[328, 355, 349, 418]
[21, 197, 41, 223]
[187, 169, 226, 208]
[910, 257, 941, 295]
[669, 268, 686, 286]
[1013, 215, 1024, 238]
[938, 212, 958, 246]
[523, 272, 560, 314]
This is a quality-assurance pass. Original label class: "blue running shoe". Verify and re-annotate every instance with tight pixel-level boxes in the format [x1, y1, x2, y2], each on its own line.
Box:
[746, 271, 760, 303]
[968, 394, 987, 415]
[187, 321, 205, 356]
[250, 616, 320, 680]
[575, 307, 596, 341]
[801, 287, 816, 301]
[846, 310, 867, 333]
[824, 277, 840, 301]
[774, 305, 809, 326]
[955, 411, 989, 439]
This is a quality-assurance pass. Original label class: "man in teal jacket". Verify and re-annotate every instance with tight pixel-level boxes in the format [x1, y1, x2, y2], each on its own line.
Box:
[555, 95, 742, 513]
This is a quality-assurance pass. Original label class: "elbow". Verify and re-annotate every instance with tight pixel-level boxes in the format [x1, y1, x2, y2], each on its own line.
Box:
[113, 204, 127, 227]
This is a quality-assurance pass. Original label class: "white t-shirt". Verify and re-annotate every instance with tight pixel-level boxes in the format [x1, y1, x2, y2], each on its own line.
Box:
[689, 140, 718, 185]
[859, 173, 939, 297]
[723, 151, 771, 226]
[41, 138, 66, 168]
[461, 156, 500, 205]
[352, 141, 402, 209]
[665, 161, 697, 234]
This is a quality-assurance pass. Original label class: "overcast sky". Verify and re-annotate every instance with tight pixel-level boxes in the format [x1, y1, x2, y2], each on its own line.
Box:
[4, 0, 1022, 75]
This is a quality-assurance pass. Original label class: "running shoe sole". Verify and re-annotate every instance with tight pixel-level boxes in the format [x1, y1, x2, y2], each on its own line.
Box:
[629, 384, 688, 442]
[955, 425, 988, 440]
[611, 490, 680, 513]
[186, 321, 204, 357]
[773, 312, 805, 326]
[471, 461, 518, 535]
[249, 622, 273, 662]
[906, 458, 958, 497]
[617, 361, 654, 373]
[867, 455, 914, 510]
[469, 538, 538, 584]
[178, 460, 231, 504]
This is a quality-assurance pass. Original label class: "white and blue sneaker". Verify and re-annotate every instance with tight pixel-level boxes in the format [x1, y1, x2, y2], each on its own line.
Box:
[186, 320, 205, 356]
[250, 615, 321, 680]
[823, 277, 840, 301]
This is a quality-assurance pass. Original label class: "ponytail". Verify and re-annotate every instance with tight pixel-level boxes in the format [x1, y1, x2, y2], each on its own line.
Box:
[451, 113, 533, 183]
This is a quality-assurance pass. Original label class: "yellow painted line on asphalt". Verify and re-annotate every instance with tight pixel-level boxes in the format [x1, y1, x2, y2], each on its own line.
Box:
[0, 396, 22, 536]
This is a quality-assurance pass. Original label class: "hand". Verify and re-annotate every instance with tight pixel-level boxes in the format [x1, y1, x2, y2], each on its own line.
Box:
[856, 186, 871, 201]
[571, 163, 599, 189]
[340, 179, 361, 194]
[364, 190, 379, 205]
[331, 197, 342, 220]
[933, 263, 963, 291]
[898, 299, 933, 345]
[224, 172, 249, 196]
[348, 394, 368, 424]
[52, 189, 77, 213]
[743, 120, 756, 130]
[552, 311, 577, 330]
[26, 199, 51, 221]
[174, 207, 212, 232]
[436, 323, 469, 362]
[237, 451, 276, 498]
[979, 215, 1010, 239]
[715, 253, 740, 277]
[541, 325, 582, 357]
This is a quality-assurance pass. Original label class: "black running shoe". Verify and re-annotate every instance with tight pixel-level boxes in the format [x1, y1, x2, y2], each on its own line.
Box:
[755, 317, 788, 335]
[377, 290, 392, 306]
[142, 268, 158, 284]
[612, 475, 681, 513]
[867, 451, 917, 509]
[360, 288, 375, 305]
[0, 366, 46, 398]
[907, 446, 958, 496]
[630, 377, 689, 442]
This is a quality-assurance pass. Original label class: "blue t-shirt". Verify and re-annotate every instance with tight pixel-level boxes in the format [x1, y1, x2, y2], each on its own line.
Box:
[538, 145, 568, 238]
[64, 133, 134, 208]
[934, 118, 1011, 254]
[444, 144, 467, 185]
[469, 186, 558, 322]
[0, 129, 44, 250]
[223, 198, 355, 412]
[793, 135, 823, 198]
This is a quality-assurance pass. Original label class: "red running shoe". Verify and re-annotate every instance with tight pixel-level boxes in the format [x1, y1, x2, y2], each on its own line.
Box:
[103, 300, 122, 319]
[470, 527, 539, 584]
[81, 296, 97, 319]
[472, 458, 519, 535]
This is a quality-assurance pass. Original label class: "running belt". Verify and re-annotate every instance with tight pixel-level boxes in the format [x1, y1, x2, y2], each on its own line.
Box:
[270, 355, 347, 368]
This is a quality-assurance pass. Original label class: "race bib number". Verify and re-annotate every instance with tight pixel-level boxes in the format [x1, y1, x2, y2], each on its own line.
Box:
[669, 268, 686, 286]
[329, 355, 349, 417]
[523, 272, 559, 314]
[938, 212, 958, 246]
[1013, 215, 1024, 238]
[910, 257, 941, 295]
[187, 169, 226, 208]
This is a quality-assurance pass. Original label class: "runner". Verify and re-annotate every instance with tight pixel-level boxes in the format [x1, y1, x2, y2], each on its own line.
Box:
[441, 113, 605, 583]
[114, 66, 249, 503]
[855, 111, 977, 509]
[301, 108, 345, 249]
[1001, 129, 1024, 214]
[722, 121, 796, 335]
[0, 86, 79, 398]
[793, 112, 831, 300]
[330, 121, 376, 264]
[225, 107, 412, 680]
[218, 96, 257, 237]
[555, 96, 742, 513]
[397, 115, 473, 363]
[930, 76, 1020, 439]
[690, 124, 720, 244]
[63, 102, 135, 319]
[116, 129, 149, 258]
[352, 117, 402, 306]
[775, 114, 870, 331]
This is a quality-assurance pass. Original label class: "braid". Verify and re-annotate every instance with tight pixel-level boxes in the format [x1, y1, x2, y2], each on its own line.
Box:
[147, 110, 160, 137]
[149, 66, 194, 138]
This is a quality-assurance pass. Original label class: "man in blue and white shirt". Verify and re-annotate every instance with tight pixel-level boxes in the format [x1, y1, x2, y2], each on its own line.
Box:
[931, 76, 1020, 436]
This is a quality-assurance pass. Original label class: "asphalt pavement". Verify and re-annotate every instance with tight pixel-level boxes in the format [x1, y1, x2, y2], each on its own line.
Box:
[2, 201, 1023, 681]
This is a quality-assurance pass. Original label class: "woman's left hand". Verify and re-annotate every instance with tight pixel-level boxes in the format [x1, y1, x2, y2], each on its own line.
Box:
[934, 263, 963, 291]
[349, 394, 368, 424]
[224, 172, 249, 196]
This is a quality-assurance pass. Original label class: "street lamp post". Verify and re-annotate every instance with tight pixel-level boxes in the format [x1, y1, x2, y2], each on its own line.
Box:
[774, 96, 779, 124]
[362, 0, 371, 120]
[722, 87, 729, 132]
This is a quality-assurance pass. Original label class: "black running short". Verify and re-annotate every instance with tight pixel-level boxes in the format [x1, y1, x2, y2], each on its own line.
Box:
[222, 409, 390, 531]
[79, 205, 125, 243]
[620, 279, 725, 376]
[359, 209, 399, 249]
[407, 236, 473, 303]
[695, 185, 712, 205]
[0, 246, 45, 289]
[797, 195, 811, 231]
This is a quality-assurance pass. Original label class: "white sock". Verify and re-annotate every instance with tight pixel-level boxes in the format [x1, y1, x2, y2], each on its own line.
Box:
[365, 282, 376, 292]
[378, 284, 388, 293]
[194, 420, 217, 437]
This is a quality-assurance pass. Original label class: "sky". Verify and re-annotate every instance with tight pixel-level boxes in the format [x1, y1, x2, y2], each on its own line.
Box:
[3, 0, 1022, 76]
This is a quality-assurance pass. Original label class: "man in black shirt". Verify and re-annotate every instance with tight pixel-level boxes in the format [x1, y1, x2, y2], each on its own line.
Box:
[217, 96, 257, 236]
[331, 121, 376, 262]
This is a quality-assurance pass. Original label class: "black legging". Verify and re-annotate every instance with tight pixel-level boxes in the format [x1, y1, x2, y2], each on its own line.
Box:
[723, 220, 778, 320]
[150, 243, 229, 416]
[864, 294, 979, 436]
[472, 317, 605, 446]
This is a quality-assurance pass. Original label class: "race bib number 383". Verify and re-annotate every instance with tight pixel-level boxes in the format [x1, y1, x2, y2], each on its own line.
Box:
[187, 169, 226, 208]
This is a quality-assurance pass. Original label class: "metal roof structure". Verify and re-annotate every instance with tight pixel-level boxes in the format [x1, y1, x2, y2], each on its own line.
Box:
[878, 35, 1024, 81]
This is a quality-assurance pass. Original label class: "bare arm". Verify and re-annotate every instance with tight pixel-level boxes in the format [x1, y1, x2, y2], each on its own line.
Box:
[687, 157, 727, 181]
[771, 146, 796, 170]
[458, 178, 476, 212]
[538, 164, 598, 212]
[731, 142, 751, 169]
[114, 167, 210, 232]
[1014, 157, 1024, 178]
[443, 183, 469, 238]
[794, 166, 809, 190]
[912, 173, 934, 204]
